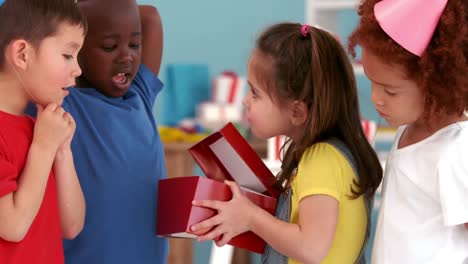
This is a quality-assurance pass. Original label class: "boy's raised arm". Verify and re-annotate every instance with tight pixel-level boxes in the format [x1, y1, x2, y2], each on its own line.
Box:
[139, 5, 163, 76]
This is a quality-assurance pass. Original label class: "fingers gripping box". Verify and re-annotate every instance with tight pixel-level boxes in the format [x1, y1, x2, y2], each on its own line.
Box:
[157, 123, 279, 253]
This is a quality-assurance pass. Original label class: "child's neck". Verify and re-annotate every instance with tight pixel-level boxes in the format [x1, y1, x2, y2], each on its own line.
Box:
[399, 113, 468, 148]
[0, 74, 29, 116]
[414, 113, 467, 132]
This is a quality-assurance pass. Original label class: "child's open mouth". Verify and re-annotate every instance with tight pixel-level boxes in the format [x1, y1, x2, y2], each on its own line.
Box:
[112, 72, 131, 91]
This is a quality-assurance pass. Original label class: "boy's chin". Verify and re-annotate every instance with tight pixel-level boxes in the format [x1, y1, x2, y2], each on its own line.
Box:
[101, 87, 129, 98]
[34, 98, 65, 107]
[101, 79, 133, 97]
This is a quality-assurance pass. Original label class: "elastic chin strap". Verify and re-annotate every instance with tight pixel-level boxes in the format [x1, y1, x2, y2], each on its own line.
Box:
[11, 61, 39, 105]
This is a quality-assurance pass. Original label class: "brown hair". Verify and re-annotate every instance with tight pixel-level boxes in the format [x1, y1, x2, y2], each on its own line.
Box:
[256, 23, 383, 197]
[349, 0, 468, 118]
[0, 0, 87, 69]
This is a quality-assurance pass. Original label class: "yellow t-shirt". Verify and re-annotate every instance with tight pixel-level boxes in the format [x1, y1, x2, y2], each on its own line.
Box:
[289, 143, 367, 264]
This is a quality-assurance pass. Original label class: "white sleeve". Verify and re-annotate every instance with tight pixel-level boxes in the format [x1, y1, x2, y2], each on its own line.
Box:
[438, 136, 468, 226]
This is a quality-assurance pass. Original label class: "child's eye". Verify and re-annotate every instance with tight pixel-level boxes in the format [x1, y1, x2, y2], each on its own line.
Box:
[63, 54, 74, 60]
[101, 45, 117, 52]
[250, 88, 258, 98]
[384, 89, 397, 96]
[129, 43, 141, 49]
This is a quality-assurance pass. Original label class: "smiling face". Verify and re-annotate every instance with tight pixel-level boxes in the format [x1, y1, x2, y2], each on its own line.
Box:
[23, 22, 84, 106]
[362, 48, 425, 127]
[77, 1, 141, 97]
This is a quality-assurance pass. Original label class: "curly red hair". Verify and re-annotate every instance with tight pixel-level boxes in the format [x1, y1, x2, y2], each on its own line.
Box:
[349, 0, 468, 117]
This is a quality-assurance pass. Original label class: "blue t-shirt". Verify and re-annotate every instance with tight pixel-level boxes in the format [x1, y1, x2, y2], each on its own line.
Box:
[58, 65, 167, 264]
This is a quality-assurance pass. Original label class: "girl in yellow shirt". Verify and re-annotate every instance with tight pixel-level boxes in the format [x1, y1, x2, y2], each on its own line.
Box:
[191, 23, 383, 264]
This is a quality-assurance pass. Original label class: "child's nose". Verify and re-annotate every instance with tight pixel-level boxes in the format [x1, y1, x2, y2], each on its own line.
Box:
[242, 96, 249, 108]
[117, 48, 134, 64]
[73, 61, 82, 78]
[370, 87, 384, 106]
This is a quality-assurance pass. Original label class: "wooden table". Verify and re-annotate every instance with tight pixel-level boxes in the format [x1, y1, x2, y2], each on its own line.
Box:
[163, 139, 267, 264]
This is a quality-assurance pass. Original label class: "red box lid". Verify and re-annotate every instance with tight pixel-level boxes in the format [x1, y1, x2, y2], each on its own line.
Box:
[189, 123, 279, 198]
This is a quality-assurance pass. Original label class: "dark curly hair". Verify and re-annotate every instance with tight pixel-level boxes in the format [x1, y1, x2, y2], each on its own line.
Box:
[349, 0, 468, 118]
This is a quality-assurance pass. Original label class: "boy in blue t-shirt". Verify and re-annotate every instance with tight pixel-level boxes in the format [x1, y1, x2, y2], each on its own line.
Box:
[58, 0, 167, 263]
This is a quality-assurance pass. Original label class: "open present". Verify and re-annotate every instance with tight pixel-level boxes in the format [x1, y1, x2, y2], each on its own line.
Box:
[156, 123, 279, 253]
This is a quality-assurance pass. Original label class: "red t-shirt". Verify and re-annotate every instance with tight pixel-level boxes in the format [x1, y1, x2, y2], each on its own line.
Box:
[0, 110, 63, 264]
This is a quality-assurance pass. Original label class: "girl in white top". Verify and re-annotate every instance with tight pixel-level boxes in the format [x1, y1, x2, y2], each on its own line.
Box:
[349, 0, 468, 263]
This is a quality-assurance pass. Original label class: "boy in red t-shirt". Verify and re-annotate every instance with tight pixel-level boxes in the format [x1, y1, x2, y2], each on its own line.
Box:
[0, 0, 86, 263]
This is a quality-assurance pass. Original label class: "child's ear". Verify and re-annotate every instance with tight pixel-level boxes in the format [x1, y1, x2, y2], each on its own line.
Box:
[8, 39, 31, 70]
[290, 100, 308, 126]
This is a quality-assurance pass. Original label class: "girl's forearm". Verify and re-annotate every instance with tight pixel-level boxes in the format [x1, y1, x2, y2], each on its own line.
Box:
[249, 206, 326, 264]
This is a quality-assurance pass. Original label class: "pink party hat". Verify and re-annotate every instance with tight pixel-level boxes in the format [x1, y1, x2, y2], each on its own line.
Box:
[374, 0, 448, 56]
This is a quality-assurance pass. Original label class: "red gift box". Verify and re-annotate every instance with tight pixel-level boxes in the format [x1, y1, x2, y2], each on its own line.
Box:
[157, 123, 279, 254]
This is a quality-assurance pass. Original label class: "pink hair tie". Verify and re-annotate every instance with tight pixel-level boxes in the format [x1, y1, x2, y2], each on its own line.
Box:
[301, 24, 311, 38]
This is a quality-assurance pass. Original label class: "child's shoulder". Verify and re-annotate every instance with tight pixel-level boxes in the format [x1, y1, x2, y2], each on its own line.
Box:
[131, 63, 163, 103]
[300, 141, 349, 166]
[439, 121, 468, 157]
[297, 141, 355, 189]
[431, 121, 468, 150]
[398, 121, 468, 152]
[134, 63, 160, 83]
[304, 141, 348, 155]
[412, 121, 468, 172]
